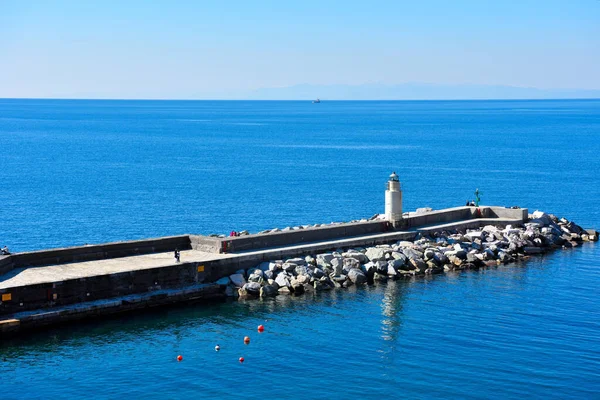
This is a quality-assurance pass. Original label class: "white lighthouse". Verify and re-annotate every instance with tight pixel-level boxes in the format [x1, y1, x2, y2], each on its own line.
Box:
[385, 172, 403, 226]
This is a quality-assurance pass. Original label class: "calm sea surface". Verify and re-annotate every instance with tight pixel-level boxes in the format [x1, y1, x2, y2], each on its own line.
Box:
[0, 99, 599, 399]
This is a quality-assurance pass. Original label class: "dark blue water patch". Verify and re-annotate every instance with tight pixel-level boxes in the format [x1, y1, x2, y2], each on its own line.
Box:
[0, 99, 599, 399]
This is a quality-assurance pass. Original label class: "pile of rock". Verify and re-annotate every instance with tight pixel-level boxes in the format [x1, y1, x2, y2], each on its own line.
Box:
[214, 211, 597, 298]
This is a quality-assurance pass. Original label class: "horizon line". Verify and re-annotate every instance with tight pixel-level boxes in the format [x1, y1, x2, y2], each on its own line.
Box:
[2, 97, 600, 102]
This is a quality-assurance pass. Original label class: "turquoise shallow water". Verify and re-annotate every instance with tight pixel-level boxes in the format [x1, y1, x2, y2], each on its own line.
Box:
[0, 99, 599, 399]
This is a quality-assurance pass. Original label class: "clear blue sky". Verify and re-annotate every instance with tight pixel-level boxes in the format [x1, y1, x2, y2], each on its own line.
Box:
[1, 0, 599, 99]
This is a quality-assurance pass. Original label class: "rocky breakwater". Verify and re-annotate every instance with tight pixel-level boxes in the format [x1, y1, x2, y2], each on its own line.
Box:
[214, 211, 597, 298]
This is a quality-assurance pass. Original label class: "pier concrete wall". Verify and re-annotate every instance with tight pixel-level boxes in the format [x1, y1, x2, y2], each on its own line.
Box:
[190, 235, 222, 253]
[221, 220, 387, 253]
[0, 256, 12, 276]
[485, 206, 529, 221]
[404, 207, 473, 228]
[10, 235, 192, 269]
[0, 260, 207, 315]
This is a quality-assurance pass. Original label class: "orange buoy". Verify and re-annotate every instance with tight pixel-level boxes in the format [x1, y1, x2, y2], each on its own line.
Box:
[244, 336, 250, 344]
[239, 357, 244, 363]
[177, 355, 183, 361]
[257, 325, 265, 332]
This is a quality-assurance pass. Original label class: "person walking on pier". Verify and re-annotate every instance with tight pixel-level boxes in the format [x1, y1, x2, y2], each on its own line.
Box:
[174, 248, 180, 263]
[1, 246, 10, 255]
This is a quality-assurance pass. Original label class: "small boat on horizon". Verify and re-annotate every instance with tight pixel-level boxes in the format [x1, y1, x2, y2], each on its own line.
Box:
[312, 98, 321, 103]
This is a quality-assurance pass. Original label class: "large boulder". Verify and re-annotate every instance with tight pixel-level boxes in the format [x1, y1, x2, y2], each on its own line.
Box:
[268, 262, 282, 271]
[342, 250, 368, 263]
[247, 269, 264, 283]
[278, 286, 291, 295]
[402, 248, 424, 261]
[331, 260, 343, 276]
[313, 267, 325, 279]
[260, 285, 278, 297]
[409, 258, 427, 271]
[294, 265, 312, 277]
[239, 282, 261, 297]
[275, 273, 291, 288]
[365, 247, 387, 262]
[282, 262, 298, 273]
[388, 258, 406, 270]
[286, 257, 306, 266]
[465, 230, 483, 239]
[347, 268, 367, 285]
[255, 262, 271, 272]
[330, 256, 344, 271]
[316, 253, 335, 267]
[216, 277, 231, 286]
[387, 264, 398, 277]
[343, 257, 360, 271]
[229, 273, 246, 288]
[290, 278, 305, 294]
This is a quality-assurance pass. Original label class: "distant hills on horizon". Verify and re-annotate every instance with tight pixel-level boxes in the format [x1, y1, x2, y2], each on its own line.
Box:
[245, 83, 600, 101]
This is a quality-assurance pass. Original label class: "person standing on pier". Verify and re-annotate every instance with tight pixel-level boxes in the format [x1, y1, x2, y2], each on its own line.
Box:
[174, 248, 180, 263]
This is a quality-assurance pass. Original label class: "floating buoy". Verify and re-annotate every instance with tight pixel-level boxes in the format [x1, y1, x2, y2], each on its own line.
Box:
[177, 355, 183, 361]
[239, 357, 244, 363]
[257, 325, 265, 332]
[215, 345, 220, 351]
[244, 336, 250, 344]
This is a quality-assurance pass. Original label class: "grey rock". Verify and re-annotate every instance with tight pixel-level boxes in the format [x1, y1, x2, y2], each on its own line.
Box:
[388, 258, 406, 270]
[342, 257, 360, 271]
[375, 260, 388, 274]
[268, 262, 282, 271]
[294, 265, 312, 276]
[256, 262, 271, 272]
[316, 253, 335, 265]
[347, 268, 367, 284]
[365, 247, 387, 262]
[275, 273, 290, 288]
[387, 264, 398, 277]
[373, 272, 388, 282]
[229, 273, 247, 288]
[313, 267, 325, 279]
[216, 277, 231, 285]
[278, 286, 291, 295]
[342, 250, 368, 263]
[402, 248, 424, 260]
[240, 282, 261, 296]
[286, 257, 306, 266]
[282, 262, 298, 273]
[260, 285, 278, 297]
[409, 258, 427, 271]
[290, 279, 305, 294]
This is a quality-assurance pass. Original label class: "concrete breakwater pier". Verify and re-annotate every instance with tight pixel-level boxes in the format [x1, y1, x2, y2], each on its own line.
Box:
[0, 175, 597, 336]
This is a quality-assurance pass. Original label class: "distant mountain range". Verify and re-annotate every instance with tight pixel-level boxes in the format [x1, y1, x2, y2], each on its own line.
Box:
[246, 83, 600, 100]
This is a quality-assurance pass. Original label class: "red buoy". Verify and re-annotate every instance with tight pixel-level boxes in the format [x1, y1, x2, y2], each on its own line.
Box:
[177, 355, 183, 361]
[239, 357, 245, 363]
[244, 336, 250, 344]
[257, 325, 265, 332]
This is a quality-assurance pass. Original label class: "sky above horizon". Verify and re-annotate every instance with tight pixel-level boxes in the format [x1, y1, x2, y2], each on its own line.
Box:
[1, 0, 599, 99]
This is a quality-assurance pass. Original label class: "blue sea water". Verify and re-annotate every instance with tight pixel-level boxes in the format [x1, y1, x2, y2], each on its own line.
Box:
[0, 99, 599, 399]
